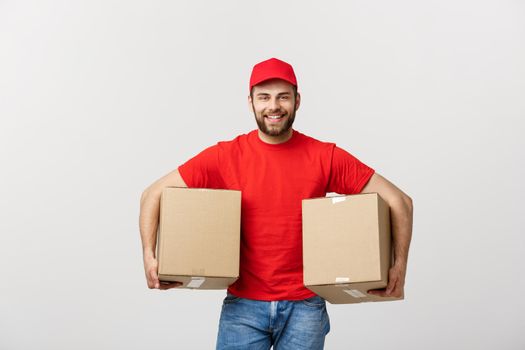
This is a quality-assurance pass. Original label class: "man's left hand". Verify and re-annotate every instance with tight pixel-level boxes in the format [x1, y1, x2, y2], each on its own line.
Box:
[367, 263, 406, 298]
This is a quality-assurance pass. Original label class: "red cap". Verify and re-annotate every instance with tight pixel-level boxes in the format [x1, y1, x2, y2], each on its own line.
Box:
[249, 58, 297, 91]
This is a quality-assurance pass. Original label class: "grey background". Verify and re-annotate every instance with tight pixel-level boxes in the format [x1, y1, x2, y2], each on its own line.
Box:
[1, 0, 524, 349]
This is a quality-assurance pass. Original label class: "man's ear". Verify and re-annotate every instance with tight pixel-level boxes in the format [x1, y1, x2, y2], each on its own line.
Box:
[295, 92, 301, 111]
[248, 95, 253, 112]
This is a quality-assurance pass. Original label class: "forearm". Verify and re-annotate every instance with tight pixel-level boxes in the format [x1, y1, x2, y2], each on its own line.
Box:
[390, 196, 413, 268]
[139, 189, 162, 259]
[139, 168, 189, 261]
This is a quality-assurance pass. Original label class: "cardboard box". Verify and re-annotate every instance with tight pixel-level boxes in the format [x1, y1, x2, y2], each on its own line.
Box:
[157, 187, 241, 289]
[302, 192, 403, 304]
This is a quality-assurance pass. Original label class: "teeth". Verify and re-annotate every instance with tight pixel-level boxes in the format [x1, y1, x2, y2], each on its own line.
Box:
[267, 115, 282, 119]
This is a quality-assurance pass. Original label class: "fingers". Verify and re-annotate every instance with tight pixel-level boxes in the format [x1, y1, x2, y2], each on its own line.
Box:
[386, 274, 405, 298]
[158, 281, 183, 290]
[144, 256, 160, 289]
[149, 268, 160, 289]
[391, 282, 402, 298]
[391, 278, 405, 298]
[144, 259, 182, 290]
[367, 288, 387, 297]
[367, 278, 403, 298]
[367, 287, 401, 298]
[381, 266, 405, 297]
[386, 275, 397, 296]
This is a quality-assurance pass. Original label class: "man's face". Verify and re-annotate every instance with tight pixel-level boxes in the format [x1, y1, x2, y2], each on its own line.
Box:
[249, 79, 300, 137]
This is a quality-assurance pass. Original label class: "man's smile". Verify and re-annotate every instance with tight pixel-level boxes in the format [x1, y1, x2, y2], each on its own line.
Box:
[264, 113, 286, 123]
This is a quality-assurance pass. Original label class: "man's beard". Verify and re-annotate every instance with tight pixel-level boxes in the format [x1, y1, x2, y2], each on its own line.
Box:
[252, 104, 296, 137]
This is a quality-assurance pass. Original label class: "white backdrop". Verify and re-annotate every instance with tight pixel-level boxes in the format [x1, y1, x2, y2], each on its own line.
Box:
[1, 1, 524, 349]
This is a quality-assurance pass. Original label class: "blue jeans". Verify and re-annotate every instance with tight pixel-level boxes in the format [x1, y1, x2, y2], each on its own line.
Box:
[216, 293, 330, 349]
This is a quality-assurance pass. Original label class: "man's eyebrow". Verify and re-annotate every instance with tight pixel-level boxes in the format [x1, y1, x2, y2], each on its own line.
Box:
[255, 92, 291, 96]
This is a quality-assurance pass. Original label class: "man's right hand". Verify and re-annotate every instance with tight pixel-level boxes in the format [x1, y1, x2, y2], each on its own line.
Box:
[144, 255, 182, 290]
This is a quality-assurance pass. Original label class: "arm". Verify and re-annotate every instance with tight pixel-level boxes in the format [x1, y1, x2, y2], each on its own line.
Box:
[139, 168, 188, 290]
[360, 173, 413, 297]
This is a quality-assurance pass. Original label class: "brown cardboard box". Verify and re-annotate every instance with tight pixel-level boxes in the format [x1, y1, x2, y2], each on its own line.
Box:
[157, 187, 241, 289]
[302, 192, 403, 304]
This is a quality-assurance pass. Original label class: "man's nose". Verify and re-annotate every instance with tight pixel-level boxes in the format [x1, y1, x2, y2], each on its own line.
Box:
[269, 97, 280, 111]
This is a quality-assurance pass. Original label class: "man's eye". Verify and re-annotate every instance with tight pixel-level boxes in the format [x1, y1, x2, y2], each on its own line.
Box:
[259, 96, 269, 101]
[280, 96, 289, 100]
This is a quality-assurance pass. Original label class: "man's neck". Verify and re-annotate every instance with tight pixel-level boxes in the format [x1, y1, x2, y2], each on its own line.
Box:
[257, 129, 293, 145]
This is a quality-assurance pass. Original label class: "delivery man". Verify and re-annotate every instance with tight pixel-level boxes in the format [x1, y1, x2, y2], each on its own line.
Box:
[139, 57, 414, 349]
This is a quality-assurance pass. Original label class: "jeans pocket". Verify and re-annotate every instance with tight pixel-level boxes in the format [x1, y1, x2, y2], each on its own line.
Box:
[223, 292, 241, 305]
[301, 295, 326, 308]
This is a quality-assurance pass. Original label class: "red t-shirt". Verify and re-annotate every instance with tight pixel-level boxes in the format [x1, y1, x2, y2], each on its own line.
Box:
[178, 129, 375, 301]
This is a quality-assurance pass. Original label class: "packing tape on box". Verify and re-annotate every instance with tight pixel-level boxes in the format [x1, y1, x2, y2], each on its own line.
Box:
[331, 197, 346, 204]
[335, 277, 350, 283]
[187, 277, 205, 288]
[343, 289, 367, 298]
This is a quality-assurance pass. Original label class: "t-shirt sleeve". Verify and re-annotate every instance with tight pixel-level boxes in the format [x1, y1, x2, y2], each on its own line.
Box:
[177, 144, 225, 189]
[326, 145, 375, 194]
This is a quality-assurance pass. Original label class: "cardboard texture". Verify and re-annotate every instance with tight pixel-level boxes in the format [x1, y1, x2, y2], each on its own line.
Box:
[302, 192, 403, 304]
[157, 187, 241, 289]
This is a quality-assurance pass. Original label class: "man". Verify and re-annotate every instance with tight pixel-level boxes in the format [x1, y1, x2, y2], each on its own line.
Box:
[139, 58, 413, 349]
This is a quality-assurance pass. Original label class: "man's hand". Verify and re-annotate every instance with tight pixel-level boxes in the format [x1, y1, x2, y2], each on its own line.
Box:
[143, 255, 182, 290]
[367, 262, 406, 298]
[140, 169, 188, 291]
